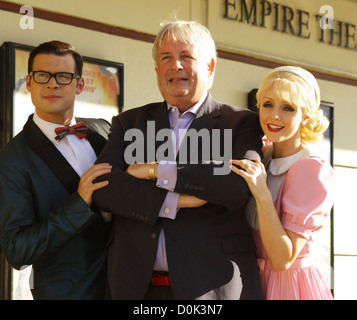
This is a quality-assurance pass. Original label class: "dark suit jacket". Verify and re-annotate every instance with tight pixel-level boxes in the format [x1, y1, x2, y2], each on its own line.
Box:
[94, 94, 263, 300]
[0, 115, 111, 300]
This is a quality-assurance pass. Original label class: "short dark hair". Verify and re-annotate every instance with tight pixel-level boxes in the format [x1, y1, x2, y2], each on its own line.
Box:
[28, 40, 83, 76]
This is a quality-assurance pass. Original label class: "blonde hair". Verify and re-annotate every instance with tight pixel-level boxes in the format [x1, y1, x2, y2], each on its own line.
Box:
[152, 20, 217, 89]
[256, 66, 329, 144]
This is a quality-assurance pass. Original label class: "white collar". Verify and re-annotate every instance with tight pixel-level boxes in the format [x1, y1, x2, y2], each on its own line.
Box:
[264, 146, 313, 176]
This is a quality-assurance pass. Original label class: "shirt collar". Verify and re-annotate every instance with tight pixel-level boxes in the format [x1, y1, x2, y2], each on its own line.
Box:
[166, 93, 207, 116]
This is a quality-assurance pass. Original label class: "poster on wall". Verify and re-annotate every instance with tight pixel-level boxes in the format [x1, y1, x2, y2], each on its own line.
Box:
[1, 41, 123, 141]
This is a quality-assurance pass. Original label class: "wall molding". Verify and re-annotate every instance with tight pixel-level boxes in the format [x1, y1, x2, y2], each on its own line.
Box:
[1, 0, 357, 86]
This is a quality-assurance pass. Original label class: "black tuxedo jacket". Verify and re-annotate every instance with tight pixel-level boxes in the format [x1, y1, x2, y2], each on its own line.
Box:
[0, 115, 111, 299]
[94, 94, 264, 299]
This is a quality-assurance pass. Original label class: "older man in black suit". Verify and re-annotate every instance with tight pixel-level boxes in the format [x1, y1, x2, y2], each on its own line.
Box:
[0, 41, 112, 299]
[94, 21, 263, 300]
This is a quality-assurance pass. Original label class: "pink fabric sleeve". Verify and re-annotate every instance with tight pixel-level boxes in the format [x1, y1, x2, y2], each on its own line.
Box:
[280, 157, 336, 240]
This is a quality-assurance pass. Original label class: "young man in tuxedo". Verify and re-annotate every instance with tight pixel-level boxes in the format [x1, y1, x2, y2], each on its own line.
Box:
[0, 41, 112, 299]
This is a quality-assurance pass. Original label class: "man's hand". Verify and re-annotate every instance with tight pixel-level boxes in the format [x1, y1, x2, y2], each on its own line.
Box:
[178, 194, 207, 208]
[126, 163, 155, 180]
[77, 163, 112, 206]
[126, 163, 150, 180]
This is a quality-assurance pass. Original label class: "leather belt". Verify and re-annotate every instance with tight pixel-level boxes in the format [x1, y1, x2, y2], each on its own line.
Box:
[151, 273, 171, 286]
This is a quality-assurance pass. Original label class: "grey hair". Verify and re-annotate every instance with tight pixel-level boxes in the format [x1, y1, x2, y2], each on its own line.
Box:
[152, 20, 217, 88]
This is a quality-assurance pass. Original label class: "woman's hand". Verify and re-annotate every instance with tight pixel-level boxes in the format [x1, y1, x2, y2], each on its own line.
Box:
[230, 159, 269, 199]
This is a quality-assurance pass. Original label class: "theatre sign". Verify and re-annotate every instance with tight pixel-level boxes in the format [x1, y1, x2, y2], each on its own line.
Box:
[223, 0, 357, 51]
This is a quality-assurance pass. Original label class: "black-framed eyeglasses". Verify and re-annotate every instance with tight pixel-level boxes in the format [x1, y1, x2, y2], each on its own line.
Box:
[29, 71, 81, 85]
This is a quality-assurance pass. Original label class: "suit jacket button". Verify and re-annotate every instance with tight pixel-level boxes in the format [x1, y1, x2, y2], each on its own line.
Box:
[151, 233, 157, 240]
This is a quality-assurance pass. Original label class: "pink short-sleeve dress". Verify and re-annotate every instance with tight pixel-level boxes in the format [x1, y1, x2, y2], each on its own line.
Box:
[251, 147, 336, 300]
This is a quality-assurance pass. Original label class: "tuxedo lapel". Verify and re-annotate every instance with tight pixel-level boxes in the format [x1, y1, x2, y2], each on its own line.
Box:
[23, 116, 80, 194]
[86, 129, 106, 156]
[75, 117, 109, 157]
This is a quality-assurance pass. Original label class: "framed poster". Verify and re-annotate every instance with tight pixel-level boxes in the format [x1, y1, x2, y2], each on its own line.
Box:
[248, 88, 335, 294]
[0, 41, 124, 299]
[0, 41, 123, 142]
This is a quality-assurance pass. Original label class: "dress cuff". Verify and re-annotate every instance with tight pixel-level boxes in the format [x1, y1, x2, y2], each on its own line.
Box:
[158, 191, 180, 220]
[156, 161, 177, 191]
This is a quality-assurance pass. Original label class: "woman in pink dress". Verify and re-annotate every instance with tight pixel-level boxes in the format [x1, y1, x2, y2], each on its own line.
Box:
[231, 66, 336, 300]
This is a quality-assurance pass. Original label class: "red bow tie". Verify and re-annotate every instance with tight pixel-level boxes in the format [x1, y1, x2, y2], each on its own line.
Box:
[55, 122, 88, 142]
